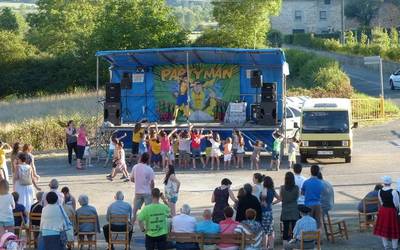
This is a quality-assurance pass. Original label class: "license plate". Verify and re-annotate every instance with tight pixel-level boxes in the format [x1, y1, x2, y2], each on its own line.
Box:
[317, 151, 333, 155]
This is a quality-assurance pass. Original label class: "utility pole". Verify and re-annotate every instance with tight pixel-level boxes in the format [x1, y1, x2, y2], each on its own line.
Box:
[341, 0, 345, 44]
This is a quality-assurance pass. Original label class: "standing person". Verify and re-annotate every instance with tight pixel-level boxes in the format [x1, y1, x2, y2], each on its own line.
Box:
[40, 192, 70, 250]
[0, 180, 15, 228]
[164, 165, 181, 217]
[236, 183, 262, 222]
[22, 144, 40, 181]
[301, 165, 323, 229]
[270, 130, 283, 171]
[252, 173, 264, 201]
[10, 142, 21, 185]
[218, 206, 240, 250]
[249, 140, 266, 170]
[374, 176, 400, 250]
[138, 188, 171, 250]
[104, 131, 127, 167]
[106, 141, 130, 182]
[280, 172, 300, 248]
[131, 121, 145, 163]
[223, 137, 233, 169]
[317, 172, 335, 215]
[231, 129, 239, 168]
[287, 137, 299, 169]
[160, 129, 177, 169]
[211, 178, 238, 223]
[14, 153, 41, 213]
[190, 126, 206, 170]
[293, 164, 307, 205]
[207, 132, 222, 171]
[130, 153, 155, 225]
[235, 131, 245, 169]
[260, 176, 280, 249]
[204, 135, 212, 167]
[61, 187, 76, 210]
[76, 124, 89, 170]
[0, 141, 12, 181]
[65, 120, 78, 166]
[178, 130, 191, 169]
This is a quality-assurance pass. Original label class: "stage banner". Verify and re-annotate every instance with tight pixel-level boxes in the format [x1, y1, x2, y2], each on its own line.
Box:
[153, 64, 240, 122]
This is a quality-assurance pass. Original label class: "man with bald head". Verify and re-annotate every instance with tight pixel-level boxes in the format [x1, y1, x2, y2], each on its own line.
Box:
[195, 209, 221, 250]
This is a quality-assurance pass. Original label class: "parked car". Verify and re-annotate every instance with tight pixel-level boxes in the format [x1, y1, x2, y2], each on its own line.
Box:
[389, 69, 400, 90]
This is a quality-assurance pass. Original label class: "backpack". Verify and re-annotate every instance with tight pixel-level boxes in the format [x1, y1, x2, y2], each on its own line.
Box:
[18, 165, 32, 186]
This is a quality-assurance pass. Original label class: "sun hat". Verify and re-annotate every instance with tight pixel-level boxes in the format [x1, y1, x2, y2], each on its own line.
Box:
[382, 176, 392, 185]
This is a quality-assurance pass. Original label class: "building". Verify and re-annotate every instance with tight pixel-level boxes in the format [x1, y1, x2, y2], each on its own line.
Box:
[271, 0, 342, 35]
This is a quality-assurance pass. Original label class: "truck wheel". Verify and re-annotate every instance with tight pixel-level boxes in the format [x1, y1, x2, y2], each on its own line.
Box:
[345, 156, 351, 163]
[300, 155, 307, 163]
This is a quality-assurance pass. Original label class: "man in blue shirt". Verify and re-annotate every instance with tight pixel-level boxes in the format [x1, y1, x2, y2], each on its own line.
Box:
[195, 209, 220, 250]
[301, 165, 323, 229]
[285, 206, 317, 250]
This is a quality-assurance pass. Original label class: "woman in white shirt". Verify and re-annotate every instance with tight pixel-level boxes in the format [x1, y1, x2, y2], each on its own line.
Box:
[0, 179, 15, 227]
[206, 132, 222, 170]
[164, 164, 181, 216]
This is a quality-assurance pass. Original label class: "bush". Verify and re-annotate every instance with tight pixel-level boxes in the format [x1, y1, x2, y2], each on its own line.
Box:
[283, 34, 293, 44]
[267, 30, 283, 47]
[314, 62, 353, 98]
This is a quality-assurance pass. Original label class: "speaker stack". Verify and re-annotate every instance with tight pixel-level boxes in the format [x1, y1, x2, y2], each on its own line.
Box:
[258, 83, 277, 125]
[104, 82, 121, 125]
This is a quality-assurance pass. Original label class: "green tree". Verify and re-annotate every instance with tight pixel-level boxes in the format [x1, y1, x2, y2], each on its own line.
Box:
[371, 27, 390, 50]
[196, 0, 282, 48]
[390, 27, 399, 48]
[0, 31, 37, 64]
[344, 0, 383, 26]
[92, 0, 187, 51]
[0, 8, 19, 32]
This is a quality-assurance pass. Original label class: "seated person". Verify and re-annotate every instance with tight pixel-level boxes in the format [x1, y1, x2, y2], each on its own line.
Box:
[30, 191, 44, 248]
[76, 194, 100, 242]
[103, 191, 133, 249]
[218, 206, 240, 250]
[12, 192, 27, 226]
[285, 206, 317, 250]
[61, 186, 77, 210]
[357, 184, 382, 213]
[195, 209, 220, 250]
[172, 204, 198, 250]
[234, 208, 264, 250]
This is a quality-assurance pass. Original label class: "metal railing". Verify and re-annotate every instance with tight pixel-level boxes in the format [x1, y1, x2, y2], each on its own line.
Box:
[351, 97, 400, 121]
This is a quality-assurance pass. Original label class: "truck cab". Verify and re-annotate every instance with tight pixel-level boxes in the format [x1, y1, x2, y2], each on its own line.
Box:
[297, 98, 358, 163]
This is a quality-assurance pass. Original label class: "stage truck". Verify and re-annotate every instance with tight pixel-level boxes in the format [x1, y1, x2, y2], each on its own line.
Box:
[95, 47, 290, 151]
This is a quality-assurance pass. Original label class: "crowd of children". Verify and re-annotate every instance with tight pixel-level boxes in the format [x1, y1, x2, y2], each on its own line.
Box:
[105, 121, 296, 175]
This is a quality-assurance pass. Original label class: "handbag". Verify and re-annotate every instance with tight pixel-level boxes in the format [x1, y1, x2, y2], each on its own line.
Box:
[58, 205, 74, 245]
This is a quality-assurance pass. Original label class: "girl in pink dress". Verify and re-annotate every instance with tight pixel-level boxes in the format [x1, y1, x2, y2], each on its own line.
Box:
[160, 128, 177, 169]
[76, 124, 88, 170]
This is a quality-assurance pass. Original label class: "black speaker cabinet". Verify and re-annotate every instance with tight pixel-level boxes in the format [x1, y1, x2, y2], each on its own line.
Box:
[261, 83, 277, 102]
[250, 70, 263, 88]
[257, 102, 276, 126]
[106, 83, 121, 103]
[104, 102, 121, 125]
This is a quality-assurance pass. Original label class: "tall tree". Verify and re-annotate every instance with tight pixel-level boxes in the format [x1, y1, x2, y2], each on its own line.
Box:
[345, 0, 383, 26]
[195, 0, 281, 48]
[0, 8, 19, 32]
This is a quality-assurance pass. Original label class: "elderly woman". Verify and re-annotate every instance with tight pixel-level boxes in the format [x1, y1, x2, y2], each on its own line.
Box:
[75, 194, 100, 242]
[234, 208, 264, 250]
[236, 183, 262, 222]
[40, 192, 71, 250]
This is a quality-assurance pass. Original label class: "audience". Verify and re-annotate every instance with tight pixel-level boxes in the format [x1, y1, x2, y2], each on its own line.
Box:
[0, 180, 15, 228]
[252, 173, 264, 201]
[234, 208, 264, 250]
[260, 176, 280, 249]
[172, 204, 198, 250]
[103, 191, 133, 248]
[40, 191, 70, 250]
[285, 206, 317, 250]
[12, 192, 27, 226]
[218, 206, 240, 250]
[317, 172, 335, 215]
[357, 184, 382, 214]
[138, 188, 170, 250]
[236, 183, 262, 222]
[293, 163, 306, 205]
[61, 186, 77, 210]
[212, 178, 238, 223]
[301, 165, 323, 229]
[76, 194, 100, 242]
[30, 191, 44, 248]
[280, 172, 300, 247]
[195, 209, 220, 234]
[42, 179, 64, 206]
[130, 153, 155, 225]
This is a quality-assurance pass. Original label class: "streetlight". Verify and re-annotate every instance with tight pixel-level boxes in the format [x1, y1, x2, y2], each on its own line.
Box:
[341, 0, 345, 44]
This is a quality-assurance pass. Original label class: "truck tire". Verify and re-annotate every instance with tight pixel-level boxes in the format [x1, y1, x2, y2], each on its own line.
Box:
[345, 156, 351, 163]
[300, 155, 307, 163]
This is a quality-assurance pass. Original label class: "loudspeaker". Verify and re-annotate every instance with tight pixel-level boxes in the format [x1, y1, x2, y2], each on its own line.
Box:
[104, 102, 121, 125]
[120, 73, 132, 89]
[261, 83, 277, 102]
[106, 83, 121, 103]
[258, 102, 276, 126]
[250, 70, 263, 88]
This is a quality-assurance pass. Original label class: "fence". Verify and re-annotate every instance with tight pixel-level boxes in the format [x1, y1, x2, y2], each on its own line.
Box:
[351, 97, 400, 121]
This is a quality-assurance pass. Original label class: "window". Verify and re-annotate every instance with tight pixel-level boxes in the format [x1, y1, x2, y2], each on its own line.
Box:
[320, 11, 327, 20]
[292, 29, 305, 34]
[324, 0, 331, 4]
[294, 10, 302, 21]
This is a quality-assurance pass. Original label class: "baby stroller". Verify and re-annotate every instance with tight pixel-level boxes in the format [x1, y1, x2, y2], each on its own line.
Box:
[0, 232, 25, 250]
